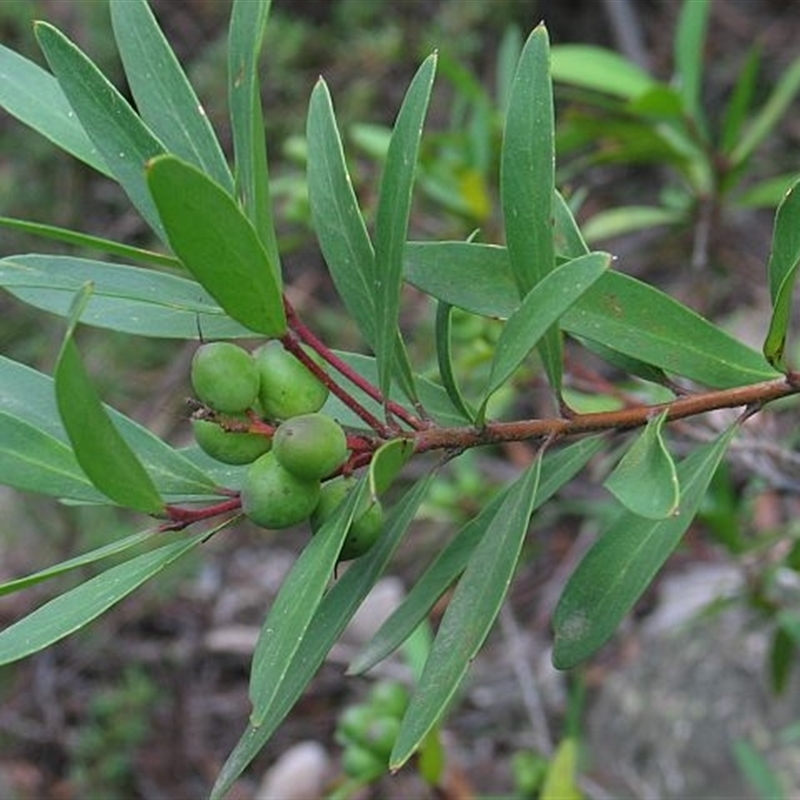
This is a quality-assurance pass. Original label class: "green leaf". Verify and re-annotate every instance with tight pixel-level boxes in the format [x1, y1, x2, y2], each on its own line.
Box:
[735, 173, 800, 210]
[0, 42, 110, 175]
[582, 205, 683, 244]
[351, 436, 604, 675]
[368, 438, 415, 496]
[391, 457, 542, 768]
[0, 254, 253, 339]
[0, 355, 219, 501]
[0, 412, 103, 503]
[479, 252, 610, 420]
[55, 285, 164, 514]
[34, 22, 167, 239]
[501, 25, 561, 393]
[306, 79, 377, 346]
[373, 53, 437, 397]
[550, 45, 656, 99]
[212, 478, 430, 798]
[720, 45, 761, 156]
[674, 0, 710, 130]
[732, 739, 786, 800]
[110, 0, 233, 192]
[146, 154, 286, 337]
[0, 528, 154, 598]
[404, 241, 777, 388]
[763, 178, 800, 369]
[228, 0, 280, 268]
[248, 484, 368, 726]
[0, 216, 180, 269]
[435, 301, 476, 423]
[552, 424, 737, 669]
[730, 55, 800, 168]
[541, 738, 582, 800]
[604, 411, 679, 519]
[0, 528, 209, 666]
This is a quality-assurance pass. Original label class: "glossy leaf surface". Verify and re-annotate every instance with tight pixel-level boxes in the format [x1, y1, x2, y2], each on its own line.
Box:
[550, 44, 655, 99]
[553, 425, 737, 669]
[147, 155, 286, 336]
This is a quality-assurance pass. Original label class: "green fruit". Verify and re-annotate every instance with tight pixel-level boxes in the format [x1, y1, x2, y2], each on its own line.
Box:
[311, 476, 384, 560]
[368, 681, 409, 720]
[273, 413, 348, 480]
[341, 744, 386, 781]
[336, 705, 376, 746]
[361, 716, 400, 760]
[254, 341, 329, 420]
[191, 416, 271, 465]
[191, 342, 260, 413]
[241, 452, 320, 529]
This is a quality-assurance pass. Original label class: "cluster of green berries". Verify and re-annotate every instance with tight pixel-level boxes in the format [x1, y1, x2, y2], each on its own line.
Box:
[335, 680, 409, 781]
[190, 341, 383, 557]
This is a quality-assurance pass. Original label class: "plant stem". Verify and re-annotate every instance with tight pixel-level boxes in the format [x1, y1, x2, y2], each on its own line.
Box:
[284, 298, 425, 431]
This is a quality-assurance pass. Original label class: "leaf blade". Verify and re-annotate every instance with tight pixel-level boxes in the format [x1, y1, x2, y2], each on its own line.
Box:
[553, 425, 737, 669]
[110, 0, 233, 191]
[146, 154, 286, 337]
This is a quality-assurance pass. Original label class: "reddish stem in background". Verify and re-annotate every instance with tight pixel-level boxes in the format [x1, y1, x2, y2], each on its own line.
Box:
[284, 298, 425, 431]
[161, 498, 241, 531]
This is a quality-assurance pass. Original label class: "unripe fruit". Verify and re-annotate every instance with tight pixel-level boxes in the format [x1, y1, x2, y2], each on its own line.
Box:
[191, 342, 259, 413]
[368, 681, 409, 720]
[272, 413, 348, 480]
[254, 341, 329, 420]
[241, 452, 320, 529]
[341, 744, 386, 781]
[311, 476, 384, 560]
[191, 415, 270, 465]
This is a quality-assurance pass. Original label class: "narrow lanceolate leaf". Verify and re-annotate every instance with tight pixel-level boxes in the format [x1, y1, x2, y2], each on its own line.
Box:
[248, 485, 366, 726]
[0, 528, 153, 598]
[307, 79, 377, 346]
[34, 22, 166, 239]
[479, 252, 610, 422]
[550, 45, 655, 99]
[228, 0, 279, 270]
[391, 457, 542, 769]
[373, 53, 437, 398]
[674, 0, 710, 132]
[0, 43, 110, 175]
[0, 255, 253, 340]
[552, 424, 737, 669]
[436, 301, 476, 423]
[110, 0, 232, 192]
[351, 436, 604, 676]
[147, 155, 286, 337]
[763, 178, 800, 370]
[604, 411, 679, 519]
[0, 528, 209, 667]
[730, 55, 800, 168]
[368, 438, 415, 496]
[55, 286, 163, 515]
[0, 355, 219, 501]
[501, 25, 561, 398]
[210, 477, 431, 800]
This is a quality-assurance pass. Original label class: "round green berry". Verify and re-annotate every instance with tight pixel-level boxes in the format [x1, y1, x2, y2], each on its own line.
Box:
[254, 341, 329, 420]
[191, 342, 259, 413]
[191, 416, 271, 465]
[241, 452, 320, 529]
[341, 744, 386, 781]
[368, 681, 409, 720]
[272, 413, 348, 480]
